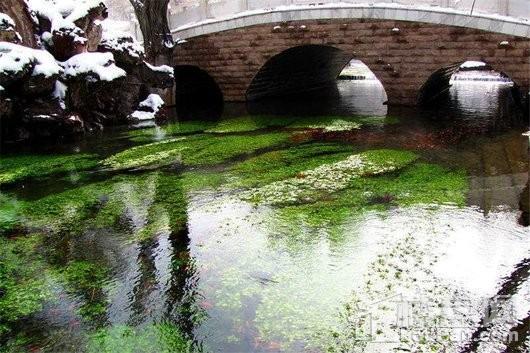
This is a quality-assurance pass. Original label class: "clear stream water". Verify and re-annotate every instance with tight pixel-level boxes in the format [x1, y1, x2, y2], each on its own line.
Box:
[0, 79, 529, 353]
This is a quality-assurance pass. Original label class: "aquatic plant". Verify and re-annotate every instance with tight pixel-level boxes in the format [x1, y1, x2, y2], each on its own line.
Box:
[88, 322, 194, 353]
[288, 115, 399, 131]
[126, 120, 216, 143]
[0, 153, 98, 185]
[231, 142, 356, 188]
[0, 234, 51, 338]
[276, 162, 468, 231]
[12, 173, 188, 241]
[0, 193, 23, 236]
[58, 261, 110, 320]
[205, 115, 298, 133]
[242, 149, 418, 205]
[102, 133, 292, 171]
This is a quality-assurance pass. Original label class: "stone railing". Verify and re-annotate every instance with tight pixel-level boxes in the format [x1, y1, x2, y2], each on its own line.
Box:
[167, 0, 530, 30]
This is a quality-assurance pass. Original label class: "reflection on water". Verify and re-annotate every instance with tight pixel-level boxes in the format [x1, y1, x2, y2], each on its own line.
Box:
[247, 80, 387, 117]
[0, 79, 528, 353]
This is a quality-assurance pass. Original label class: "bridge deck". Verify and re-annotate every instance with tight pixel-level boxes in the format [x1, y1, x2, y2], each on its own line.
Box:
[169, 0, 530, 39]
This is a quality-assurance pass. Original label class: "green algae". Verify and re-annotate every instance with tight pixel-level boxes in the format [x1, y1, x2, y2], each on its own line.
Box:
[88, 323, 194, 353]
[242, 149, 418, 206]
[205, 115, 298, 133]
[288, 115, 399, 131]
[230, 143, 356, 188]
[59, 261, 109, 320]
[102, 132, 292, 171]
[0, 154, 98, 186]
[0, 194, 23, 236]
[10, 173, 187, 240]
[205, 115, 399, 134]
[0, 234, 52, 338]
[126, 120, 216, 143]
[276, 162, 468, 231]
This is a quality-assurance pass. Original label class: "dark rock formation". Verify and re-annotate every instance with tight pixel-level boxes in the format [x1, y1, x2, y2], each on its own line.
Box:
[0, 1, 174, 143]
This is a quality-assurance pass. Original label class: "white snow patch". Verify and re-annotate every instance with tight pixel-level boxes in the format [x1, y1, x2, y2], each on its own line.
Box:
[460, 60, 486, 69]
[130, 94, 165, 121]
[0, 12, 16, 29]
[62, 52, 126, 81]
[500, 40, 510, 45]
[145, 62, 174, 77]
[139, 94, 165, 112]
[0, 42, 61, 77]
[0, 85, 4, 92]
[130, 110, 157, 121]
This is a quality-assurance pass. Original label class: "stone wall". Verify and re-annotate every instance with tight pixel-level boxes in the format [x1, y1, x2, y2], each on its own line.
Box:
[172, 19, 530, 105]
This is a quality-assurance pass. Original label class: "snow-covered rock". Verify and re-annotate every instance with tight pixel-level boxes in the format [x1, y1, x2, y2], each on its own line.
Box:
[98, 23, 145, 66]
[62, 52, 126, 82]
[0, 12, 22, 43]
[0, 42, 61, 88]
[129, 93, 165, 121]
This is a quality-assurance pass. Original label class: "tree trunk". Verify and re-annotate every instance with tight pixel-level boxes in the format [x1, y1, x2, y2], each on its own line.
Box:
[129, 0, 173, 60]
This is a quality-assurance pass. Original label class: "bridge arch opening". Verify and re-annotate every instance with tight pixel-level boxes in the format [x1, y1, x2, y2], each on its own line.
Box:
[418, 61, 526, 131]
[173, 65, 223, 120]
[246, 45, 387, 116]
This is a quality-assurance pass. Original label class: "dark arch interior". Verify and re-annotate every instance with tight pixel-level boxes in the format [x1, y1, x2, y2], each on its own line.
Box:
[418, 61, 527, 131]
[418, 62, 515, 106]
[173, 65, 223, 120]
[246, 45, 353, 101]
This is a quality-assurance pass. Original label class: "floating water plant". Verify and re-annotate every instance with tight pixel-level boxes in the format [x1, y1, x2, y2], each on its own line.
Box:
[102, 133, 292, 171]
[0, 153, 98, 185]
[242, 149, 418, 205]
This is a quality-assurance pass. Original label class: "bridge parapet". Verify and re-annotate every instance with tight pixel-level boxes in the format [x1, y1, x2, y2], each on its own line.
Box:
[169, 0, 530, 39]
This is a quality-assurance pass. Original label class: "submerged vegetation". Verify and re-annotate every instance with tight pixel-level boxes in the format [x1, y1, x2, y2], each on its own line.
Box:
[0, 234, 51, 338]
[242, 149, 418, 205]
[88, 323, 194, 353]
[102, 132, 292, 171]
[7, 111, 526, 353]
[0, 154, 98, 186]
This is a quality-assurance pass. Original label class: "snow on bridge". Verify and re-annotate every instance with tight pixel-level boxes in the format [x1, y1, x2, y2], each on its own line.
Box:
[168, 0, 530, 39]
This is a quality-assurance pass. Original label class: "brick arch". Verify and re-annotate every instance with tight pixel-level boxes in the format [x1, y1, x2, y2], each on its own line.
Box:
[246, 44, 355, 100]
[172, 19, 530, 106]
[419, 60, 520, 105]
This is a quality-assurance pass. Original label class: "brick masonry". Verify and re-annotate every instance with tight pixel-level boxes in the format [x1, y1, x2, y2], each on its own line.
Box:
[172, 19, 530, 106]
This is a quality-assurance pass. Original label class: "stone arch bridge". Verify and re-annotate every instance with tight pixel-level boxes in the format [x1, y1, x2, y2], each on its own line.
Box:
[167, 1, 530, 106]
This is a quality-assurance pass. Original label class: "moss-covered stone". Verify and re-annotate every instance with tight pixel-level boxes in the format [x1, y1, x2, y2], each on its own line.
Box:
[0, 154, 98, 186]
[102, 133, 292, 171]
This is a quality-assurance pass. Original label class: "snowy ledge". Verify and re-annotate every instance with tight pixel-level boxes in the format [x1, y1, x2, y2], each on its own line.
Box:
[169, 2, 530, 40]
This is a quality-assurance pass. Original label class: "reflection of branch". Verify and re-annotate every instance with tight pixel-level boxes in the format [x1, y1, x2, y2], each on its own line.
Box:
[459, 258, 530, 353]
[470, 0, 477, 15]
[502, 312, 530, 353]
